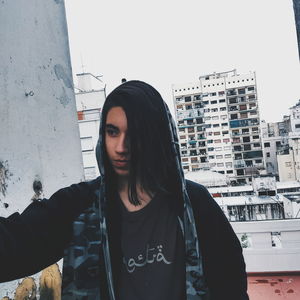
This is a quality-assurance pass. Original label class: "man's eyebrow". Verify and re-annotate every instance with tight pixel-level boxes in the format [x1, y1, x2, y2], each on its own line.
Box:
[105, 124, 118, 130]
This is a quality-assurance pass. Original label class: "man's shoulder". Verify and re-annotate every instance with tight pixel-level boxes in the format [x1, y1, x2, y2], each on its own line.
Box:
[185, 179, 218, 214]
[185, 179, 211, 200]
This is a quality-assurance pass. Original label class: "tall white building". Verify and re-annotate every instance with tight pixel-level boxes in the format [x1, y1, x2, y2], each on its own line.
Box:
[75, 73, 106, 180]
[173, 70, 264, 185]
[260, 119, 290, 178]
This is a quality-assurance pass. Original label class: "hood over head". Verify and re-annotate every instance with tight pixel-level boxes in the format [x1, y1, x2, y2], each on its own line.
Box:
[62, 80, 209, 300]
[96, 80, 208, 299]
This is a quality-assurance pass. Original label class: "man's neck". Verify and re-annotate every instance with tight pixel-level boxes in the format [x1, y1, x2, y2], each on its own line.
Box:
[118, 177, 153, 212]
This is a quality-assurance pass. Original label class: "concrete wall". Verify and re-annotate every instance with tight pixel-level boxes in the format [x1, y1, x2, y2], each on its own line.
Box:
[231, 219, 300, 272]
[0, 0, 84, 297]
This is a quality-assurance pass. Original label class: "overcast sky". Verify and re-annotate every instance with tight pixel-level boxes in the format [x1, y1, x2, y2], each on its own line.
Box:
[65, 0, 300, 123]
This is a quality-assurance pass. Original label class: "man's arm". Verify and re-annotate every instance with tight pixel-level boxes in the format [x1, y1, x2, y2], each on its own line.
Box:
[186, 180, 249, 300]
[0, 177, 100, 283]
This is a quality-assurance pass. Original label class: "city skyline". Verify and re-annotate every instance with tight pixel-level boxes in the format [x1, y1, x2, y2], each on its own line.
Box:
[65, 0, 300, 123]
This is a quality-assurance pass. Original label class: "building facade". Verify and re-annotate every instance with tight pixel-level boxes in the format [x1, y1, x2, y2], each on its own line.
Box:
[75, 73, 106, 180]
[173, 70, 264, 184]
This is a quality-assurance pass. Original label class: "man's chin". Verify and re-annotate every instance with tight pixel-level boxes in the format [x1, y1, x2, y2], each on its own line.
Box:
[114, 168, 129, 177]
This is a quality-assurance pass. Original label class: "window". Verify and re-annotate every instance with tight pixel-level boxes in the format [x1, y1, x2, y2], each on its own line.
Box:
[266, 152, 270, 157]
[215, 147, 222, 151]
[208, 147, 214, 152]
[211, 100, 217, 104]
[295, 124, 300, 129]
[212, 116, 219, 120]
[205, 116, 211, 121]
[219, 99, 226, 103]
[253, 143, 261, 148]
[221, 123, 228, 127]
[230, 114, 238, 120]
[237, 169, 244, 176]
[220, 107, 227, 111]
[214, 139, 222, 143]
[217, 163, 224, 167]
[253, 135, 259, 140]
[285, 162, 292, 167]
[243, 136, 250, 143]
[81, 137, 94, 152]
[239, 104, 247, 110]
[244, 144, 251, 151]
[242, 128, 249, 134]
[184, 96, 191, 102]
[224, 146, 231, 150]
[227, 170, 233, 174]
[207, 139, 213, 144]
[211, 108, 218, 112]
[240, 112, 248, 119]
[218, 91, 225, 96]
[238, 88, 245, 94]
[225, 154, 231, 158]
[221, 115, 227, 120]
[216, 155, 223, 159]
[248, 86, 255, 91]
[213, 124, 220, 128]
[210, 92, 217, 96]
[271, 232, 282, 248]
[226, 162, 232, 168]
[208, 155, 215, 159]
[276, 141, 281, 147]
[182, 158, 189, 162]
[223, 138, 230, 143]
[264, 142, 270, 147]
[213, 132, 220, 136]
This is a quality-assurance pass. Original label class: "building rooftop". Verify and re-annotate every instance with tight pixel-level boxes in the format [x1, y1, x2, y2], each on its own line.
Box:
[185, 170, 228, 187]
[247, 273, 300, 300]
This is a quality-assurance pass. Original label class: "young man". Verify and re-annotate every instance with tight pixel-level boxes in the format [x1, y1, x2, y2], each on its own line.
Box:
[0, 80, 248, 300]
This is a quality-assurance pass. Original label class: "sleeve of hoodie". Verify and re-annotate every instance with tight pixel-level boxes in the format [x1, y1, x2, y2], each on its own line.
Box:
[186, 180, 249, 300]
[0, 177, 100, 283]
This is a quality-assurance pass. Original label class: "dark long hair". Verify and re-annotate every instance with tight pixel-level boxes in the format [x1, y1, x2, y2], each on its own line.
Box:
[101, 80, 180, 206]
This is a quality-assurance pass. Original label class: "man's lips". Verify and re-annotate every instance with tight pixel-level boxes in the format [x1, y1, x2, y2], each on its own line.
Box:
[113, 160, 129, 168]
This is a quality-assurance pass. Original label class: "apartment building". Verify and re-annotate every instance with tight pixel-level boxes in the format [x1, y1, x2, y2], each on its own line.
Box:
[75, 73, 106, 180]
[173, 69, 264, 184]
[261, 119, 290, 178]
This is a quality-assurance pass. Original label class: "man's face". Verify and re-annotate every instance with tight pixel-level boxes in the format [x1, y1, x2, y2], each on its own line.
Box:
[105, 106, 130, 178]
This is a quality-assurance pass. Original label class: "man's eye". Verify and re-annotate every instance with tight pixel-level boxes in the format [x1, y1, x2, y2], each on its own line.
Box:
[106, 129, 118, 136]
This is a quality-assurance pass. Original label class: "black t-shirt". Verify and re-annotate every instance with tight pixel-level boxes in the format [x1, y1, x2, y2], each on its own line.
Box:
[118, 192, 185, 300]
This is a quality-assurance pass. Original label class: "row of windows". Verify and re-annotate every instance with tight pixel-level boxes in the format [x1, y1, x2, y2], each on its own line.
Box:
[175, 86, 200, 92]
[210, 162, 233, 168]
[207, 145, 232, 152]
[202, 79, 254, 88]
[174, 82, 255, 94]
[209, 154, 232, 159]
[205, 115, 228, 121]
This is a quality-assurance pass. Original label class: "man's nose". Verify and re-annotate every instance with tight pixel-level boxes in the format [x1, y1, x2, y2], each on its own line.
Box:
[116, 134, 128, 154]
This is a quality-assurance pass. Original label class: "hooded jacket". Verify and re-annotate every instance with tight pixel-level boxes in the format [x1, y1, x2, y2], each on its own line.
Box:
[0, 81, 248, 300]
[61, 81, 248, 300]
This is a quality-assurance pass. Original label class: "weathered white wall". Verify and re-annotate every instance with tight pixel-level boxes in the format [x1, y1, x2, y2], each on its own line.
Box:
[231, 219, 300, 272]
[0, 0, 84, 297]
